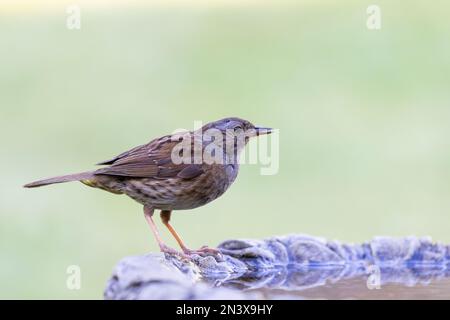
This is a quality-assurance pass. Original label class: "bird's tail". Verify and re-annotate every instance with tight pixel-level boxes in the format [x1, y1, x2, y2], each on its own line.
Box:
[24, 171, 95, 188]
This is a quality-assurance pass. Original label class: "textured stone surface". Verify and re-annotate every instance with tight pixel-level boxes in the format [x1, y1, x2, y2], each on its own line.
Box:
[104, 254, 255, 300]
[104, 235, 450, 299]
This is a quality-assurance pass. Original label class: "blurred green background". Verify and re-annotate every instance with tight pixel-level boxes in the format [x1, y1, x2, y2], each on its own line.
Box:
[1, 0, 449, 299]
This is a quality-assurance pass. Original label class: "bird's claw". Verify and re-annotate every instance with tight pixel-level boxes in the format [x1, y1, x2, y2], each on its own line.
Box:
[182, 245, 224, 261]
[159, 244, 224, 262]
[159, 244, 189, 260]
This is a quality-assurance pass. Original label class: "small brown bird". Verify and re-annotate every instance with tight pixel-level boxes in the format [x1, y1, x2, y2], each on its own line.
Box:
[25, 117, 272, 256]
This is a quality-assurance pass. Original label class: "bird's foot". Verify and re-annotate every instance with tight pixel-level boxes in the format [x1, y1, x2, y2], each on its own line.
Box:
[159, 244, 224, 262]
[182, 245, 223, 260]
[159, 244, 189, 259]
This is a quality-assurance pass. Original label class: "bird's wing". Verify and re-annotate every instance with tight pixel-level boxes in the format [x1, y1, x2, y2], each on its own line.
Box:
[94, 135, 204, 179]
[96, 143, 148, 165]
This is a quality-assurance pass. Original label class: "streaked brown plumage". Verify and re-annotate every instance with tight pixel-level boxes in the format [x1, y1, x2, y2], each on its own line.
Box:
[24, 117, 272, 257]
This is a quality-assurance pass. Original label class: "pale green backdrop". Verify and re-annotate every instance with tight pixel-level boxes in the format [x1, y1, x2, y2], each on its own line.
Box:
[1, 1, 449, 298]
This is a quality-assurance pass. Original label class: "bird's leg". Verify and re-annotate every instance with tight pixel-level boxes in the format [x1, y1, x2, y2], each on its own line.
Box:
[160, 210, 222, 257]
[159, 210, 188, 251]
[143, 206, 182, 256]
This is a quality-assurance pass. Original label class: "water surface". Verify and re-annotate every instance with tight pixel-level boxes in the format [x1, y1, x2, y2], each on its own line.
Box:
[213, 265, 450, 299]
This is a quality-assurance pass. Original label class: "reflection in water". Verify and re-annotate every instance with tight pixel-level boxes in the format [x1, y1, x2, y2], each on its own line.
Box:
[210, 236, 450, 299]
[212, 264, 450, 299]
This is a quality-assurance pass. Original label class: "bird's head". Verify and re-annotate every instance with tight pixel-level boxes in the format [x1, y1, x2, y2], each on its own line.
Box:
[201, 117, 272, 139]
[199, 117, 272, 159]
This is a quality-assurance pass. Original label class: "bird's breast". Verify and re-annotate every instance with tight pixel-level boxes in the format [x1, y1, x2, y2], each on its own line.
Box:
[178, 163, 239, 209]
[122, 163, 239, 210]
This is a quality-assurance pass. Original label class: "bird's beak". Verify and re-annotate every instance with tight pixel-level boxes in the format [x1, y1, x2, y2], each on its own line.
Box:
[254, 126, 273, 136]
